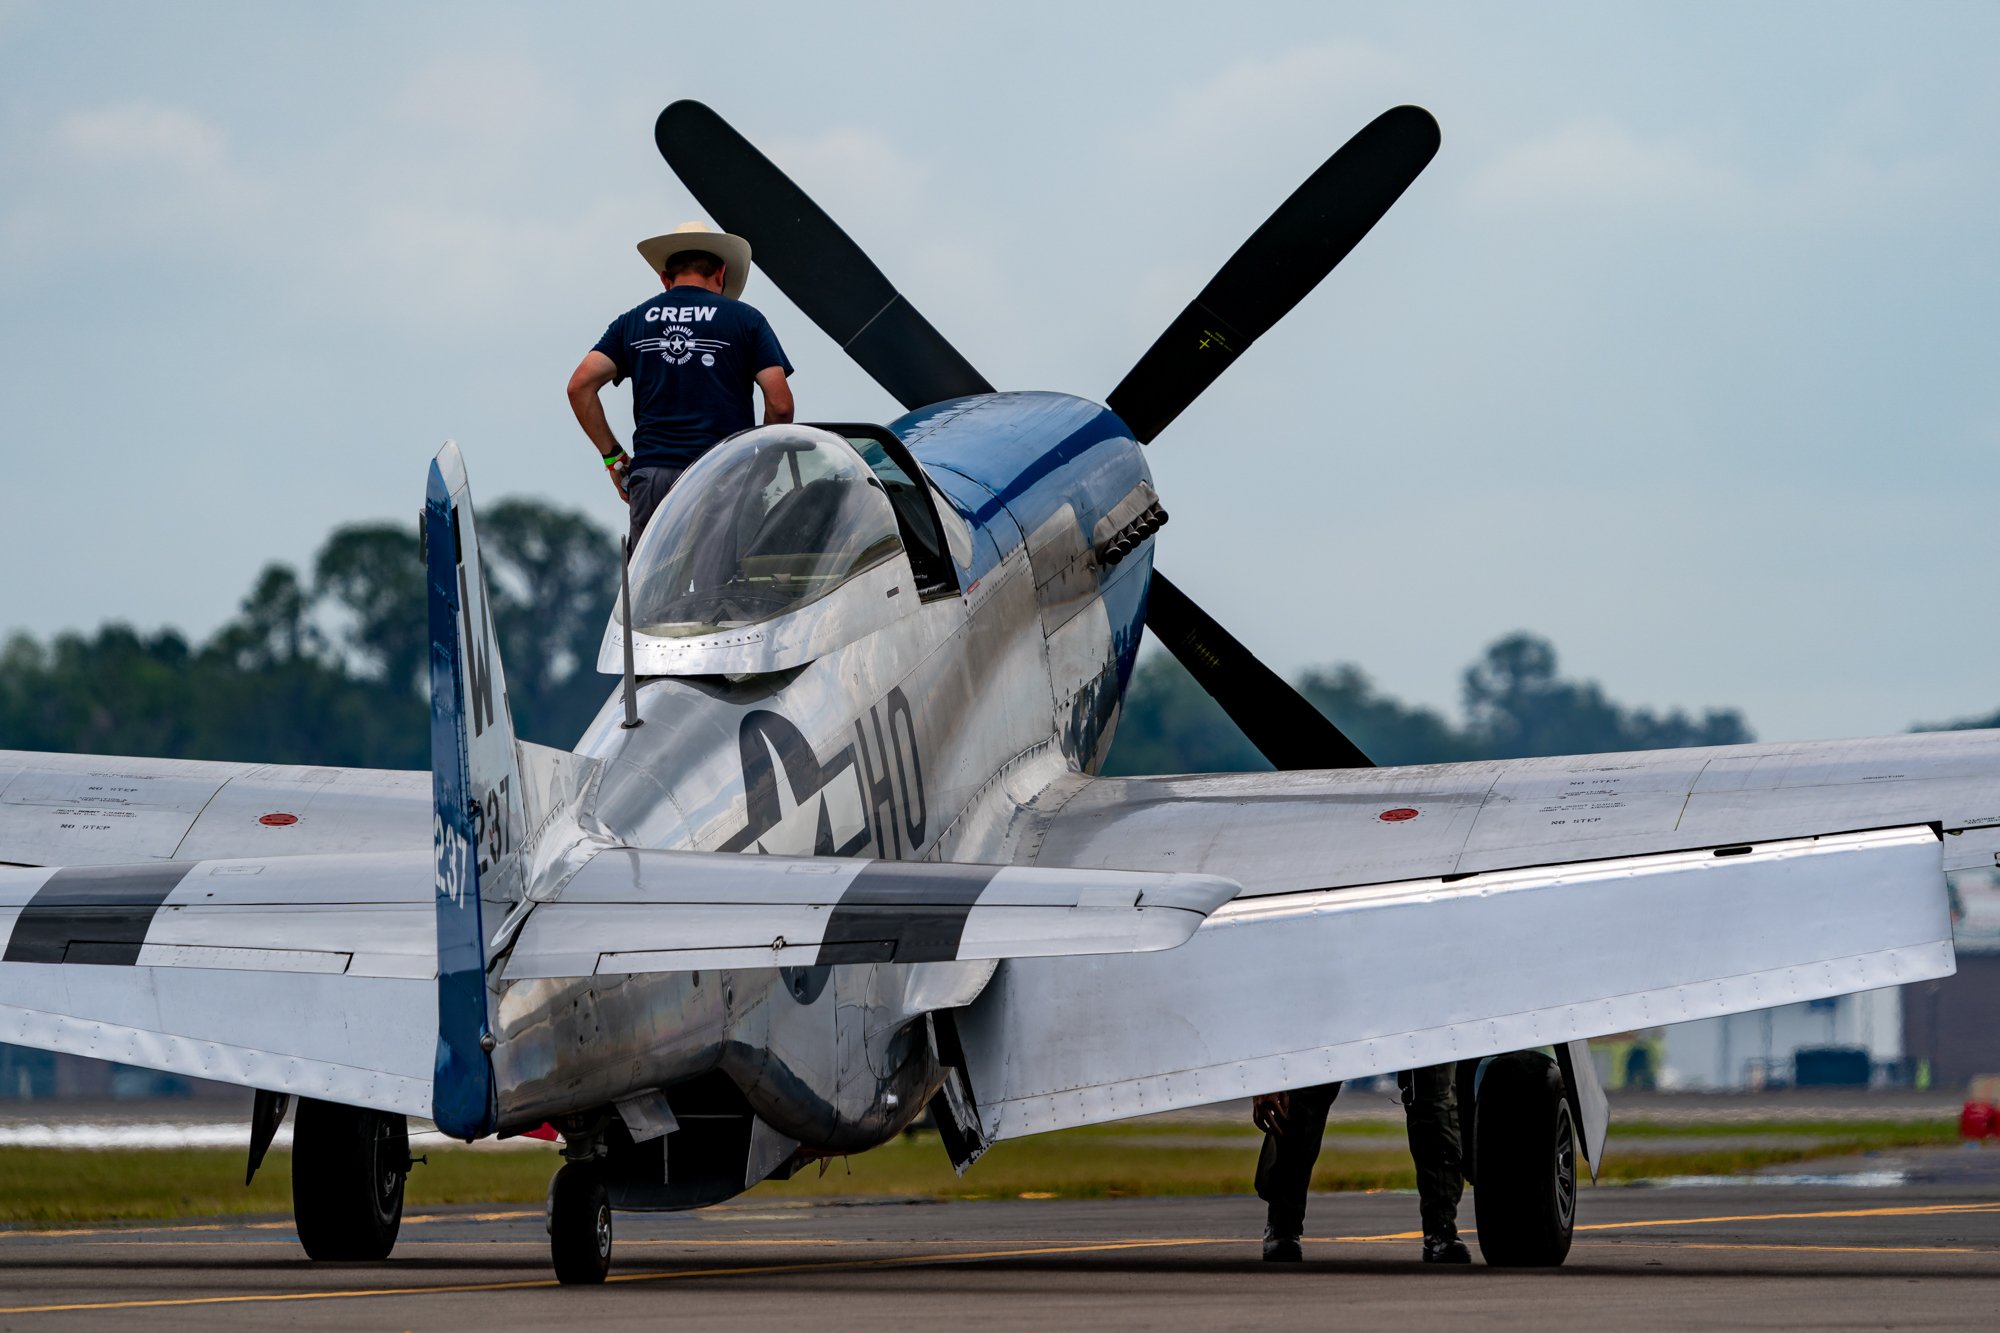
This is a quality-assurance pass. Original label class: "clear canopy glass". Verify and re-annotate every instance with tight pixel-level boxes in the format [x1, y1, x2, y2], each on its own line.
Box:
[626, 428, 904, 637]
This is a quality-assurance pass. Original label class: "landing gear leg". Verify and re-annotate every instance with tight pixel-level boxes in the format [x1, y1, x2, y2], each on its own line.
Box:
[549, 1162, 613, 1284]
[291, 1098, 410, 1261]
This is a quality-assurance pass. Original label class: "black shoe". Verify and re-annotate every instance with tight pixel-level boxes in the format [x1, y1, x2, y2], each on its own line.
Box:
[1262, 1227, 1303, 1263]
[1422, 1234, 1471, 1265]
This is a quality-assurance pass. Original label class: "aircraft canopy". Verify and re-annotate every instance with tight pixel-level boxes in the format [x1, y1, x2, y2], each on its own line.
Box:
[627, 427, 903, 637]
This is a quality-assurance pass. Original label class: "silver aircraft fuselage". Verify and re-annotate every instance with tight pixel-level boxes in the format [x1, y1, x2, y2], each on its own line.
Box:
[490, 391, 1156, 1151]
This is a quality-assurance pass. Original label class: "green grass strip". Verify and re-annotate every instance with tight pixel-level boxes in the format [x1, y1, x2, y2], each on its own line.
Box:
[0, 1119, 1960, 1226]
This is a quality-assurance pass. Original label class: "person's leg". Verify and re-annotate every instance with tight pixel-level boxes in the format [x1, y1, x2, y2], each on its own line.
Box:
[1398, 1064, 1469, 1263]
[1254, 1082, 1339, 1258]
[624, 464, 684, 554]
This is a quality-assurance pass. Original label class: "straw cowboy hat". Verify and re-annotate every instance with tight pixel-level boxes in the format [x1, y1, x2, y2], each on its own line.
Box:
[636, 221, 752, 299]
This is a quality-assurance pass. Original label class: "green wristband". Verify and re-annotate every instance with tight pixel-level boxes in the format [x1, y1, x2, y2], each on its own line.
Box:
[603, 452, 626, 469]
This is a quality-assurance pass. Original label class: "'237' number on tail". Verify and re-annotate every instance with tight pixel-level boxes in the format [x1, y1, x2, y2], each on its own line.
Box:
[433, 813, 472, 908]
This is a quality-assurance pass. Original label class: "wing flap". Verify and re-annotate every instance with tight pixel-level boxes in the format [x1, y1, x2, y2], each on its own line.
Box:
[505, 849, 1238, 980]
[955, 826, 1956, 1141]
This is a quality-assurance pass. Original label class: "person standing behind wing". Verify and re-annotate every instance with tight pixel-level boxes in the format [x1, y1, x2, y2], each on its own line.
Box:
[1251, 1066, 1470, 1265]
[567, 221, 795, 553]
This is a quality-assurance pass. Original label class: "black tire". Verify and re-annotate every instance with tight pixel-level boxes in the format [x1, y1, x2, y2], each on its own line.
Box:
[1472, 1051, 1576, 1267]
[549, 1163, 613, 1285]
[291, 1098, 409, 1261]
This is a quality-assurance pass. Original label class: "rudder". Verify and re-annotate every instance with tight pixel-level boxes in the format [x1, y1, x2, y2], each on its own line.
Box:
[424, 440, 524, 1140]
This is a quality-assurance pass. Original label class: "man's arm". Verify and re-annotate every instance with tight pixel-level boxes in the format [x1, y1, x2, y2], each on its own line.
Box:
[756, 366, 795, 425]
[567, 351, 629, 499]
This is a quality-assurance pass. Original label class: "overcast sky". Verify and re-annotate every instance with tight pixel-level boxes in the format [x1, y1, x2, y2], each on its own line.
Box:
[2, 1, 1996, 744]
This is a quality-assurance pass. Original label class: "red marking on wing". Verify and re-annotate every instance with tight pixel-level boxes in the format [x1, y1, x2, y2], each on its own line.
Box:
[258, 812, 299, 827]
[1378, 807, 1420, 823]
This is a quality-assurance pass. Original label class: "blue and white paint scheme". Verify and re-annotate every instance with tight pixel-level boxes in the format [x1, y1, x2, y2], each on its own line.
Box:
[424, 443, 515, 1141]
[0, 97, 1982, 1283]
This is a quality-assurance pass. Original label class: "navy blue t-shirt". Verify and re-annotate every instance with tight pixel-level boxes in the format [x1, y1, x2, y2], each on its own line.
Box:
[592, 288, 792, 469]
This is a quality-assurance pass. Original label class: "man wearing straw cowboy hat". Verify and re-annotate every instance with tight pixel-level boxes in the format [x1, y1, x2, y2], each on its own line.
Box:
[567, 221, 795, 551]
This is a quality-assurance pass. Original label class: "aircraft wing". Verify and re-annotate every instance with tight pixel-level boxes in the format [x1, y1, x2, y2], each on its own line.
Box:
[1013, 729, 2000, 891]
[0, 850, 435, 1117]
[504, 850, 1238, 978]
[0, 750, 427, 868]
[949, 730, 1995, 1142]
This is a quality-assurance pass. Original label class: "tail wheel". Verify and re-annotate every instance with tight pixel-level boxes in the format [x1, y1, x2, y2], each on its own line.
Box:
[1472, 1051, 1576, 1267]
[549, 1163, 613, 1285]
[292, 1098, 409, 1261]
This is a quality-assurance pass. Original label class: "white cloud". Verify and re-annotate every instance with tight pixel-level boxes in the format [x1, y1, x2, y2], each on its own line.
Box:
[1467, 119, 1743, 218]
[0, 101, 262, 266]
[339, 192, 645, 324]
[757, 125, 1013, 370]
[1467, 117, 1959, 230]
[1139, 40, 1408, 159]
[1102, 39, 1416, 354]
[56, 101, 229, 176]
[0, 0, 42, 42]
[1781, 143, 1958, 227]
[764, 127, 925, 240]
[387, 51, 570, 147]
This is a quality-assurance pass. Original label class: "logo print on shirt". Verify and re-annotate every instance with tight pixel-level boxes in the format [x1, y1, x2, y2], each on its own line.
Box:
[634, 325, 732, 367]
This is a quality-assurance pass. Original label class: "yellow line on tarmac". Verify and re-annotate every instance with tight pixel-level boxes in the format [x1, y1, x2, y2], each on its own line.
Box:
[4, 1198, 1995, 1313]
[17, 1236, 892, 1252]
[0, 1237, 1225, 1315]
[1570, 1201, 2000, 1232]
[0, 1210, 539, 1241]
[3, 1219, 295, 1240]
[1328, 1201, 2000, 1245]
[1584, 1240, 1982, 1256]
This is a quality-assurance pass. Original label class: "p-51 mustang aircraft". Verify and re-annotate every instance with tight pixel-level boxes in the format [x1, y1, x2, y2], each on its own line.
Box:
[0, 102, 1980, 1282]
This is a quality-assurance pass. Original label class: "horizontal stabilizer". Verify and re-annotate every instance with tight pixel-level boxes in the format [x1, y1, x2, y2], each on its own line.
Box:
[0, 851, 436, 1117]
[504, 850, 1237, 979]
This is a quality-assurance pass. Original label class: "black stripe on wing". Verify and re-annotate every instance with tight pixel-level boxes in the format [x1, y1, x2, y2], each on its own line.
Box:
[814, 862, 1000, 965]
[3, 862, 194, 966]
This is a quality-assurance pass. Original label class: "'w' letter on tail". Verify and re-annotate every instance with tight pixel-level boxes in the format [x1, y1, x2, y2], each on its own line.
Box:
[424, 440, 524, 1140]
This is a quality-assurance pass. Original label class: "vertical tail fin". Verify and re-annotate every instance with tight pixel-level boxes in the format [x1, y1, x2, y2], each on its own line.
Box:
[424, 441, 524, 1140]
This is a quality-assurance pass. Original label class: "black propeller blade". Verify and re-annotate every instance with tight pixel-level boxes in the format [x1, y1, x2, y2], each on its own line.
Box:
[1107, 105, 1440, 444]
[655, 100, 994, 412]
[1147, 568, 1373, 772]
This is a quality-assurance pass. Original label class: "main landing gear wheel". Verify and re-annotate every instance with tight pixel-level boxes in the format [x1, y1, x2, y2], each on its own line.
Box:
[549, 1163, 613, 1285]
[1472, 1051, 1576, 1268]
[291, 1098, 410, 1261]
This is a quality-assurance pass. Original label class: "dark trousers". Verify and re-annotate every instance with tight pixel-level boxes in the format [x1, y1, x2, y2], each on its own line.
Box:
[626, 464, 686, 554]
[1254, 1081, 1340, 1238]
[1254, 1064, 1464, 1239]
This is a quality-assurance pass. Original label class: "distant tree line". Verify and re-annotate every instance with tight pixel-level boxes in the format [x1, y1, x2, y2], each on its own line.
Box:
[15, 498, 1992, 774]
[1104, 632, 1758, 776]
[0, 500, 620, 768]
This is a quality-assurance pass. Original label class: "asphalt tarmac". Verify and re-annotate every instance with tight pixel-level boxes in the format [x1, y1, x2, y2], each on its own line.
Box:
[4, 1149, 1998, 1332]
